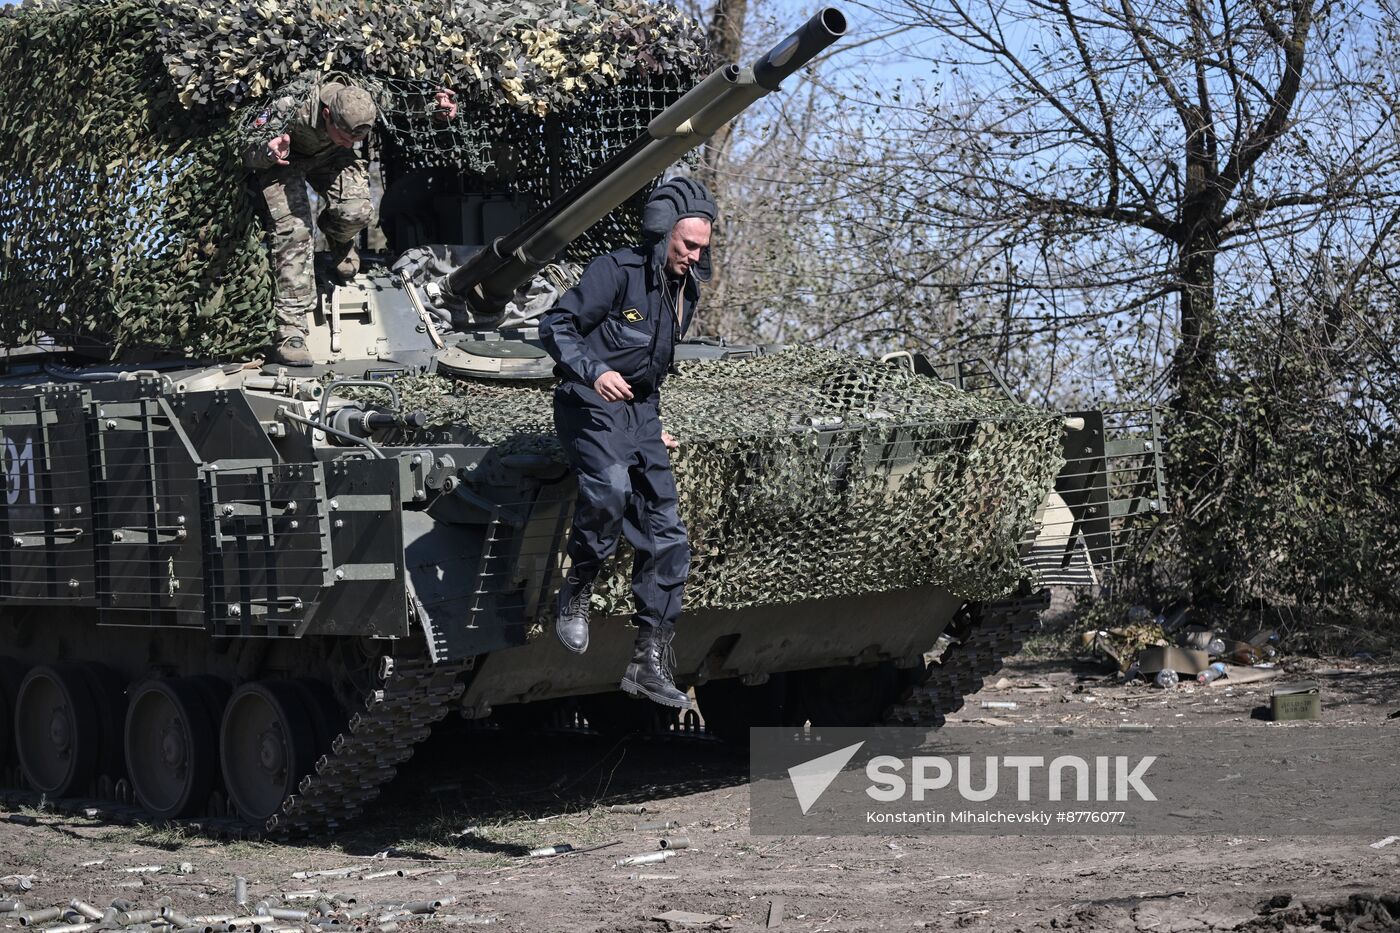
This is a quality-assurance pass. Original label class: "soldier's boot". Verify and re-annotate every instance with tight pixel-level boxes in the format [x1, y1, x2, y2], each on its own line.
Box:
[554, 574, 594, 654]
[325, 239, 360, 281]
[620, 623, 692, 709]
[266, 325, 313, 368]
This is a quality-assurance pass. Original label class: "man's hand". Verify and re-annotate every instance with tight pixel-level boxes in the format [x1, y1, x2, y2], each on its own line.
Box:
[433, 88, 459, 123]
[594, 370, 634, 402]
[266, 133, 291, 166]
[661, 430, 678, 451]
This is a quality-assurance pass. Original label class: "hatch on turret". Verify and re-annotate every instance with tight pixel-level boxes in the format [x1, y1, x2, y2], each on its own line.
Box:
[434, 331, 555, 380]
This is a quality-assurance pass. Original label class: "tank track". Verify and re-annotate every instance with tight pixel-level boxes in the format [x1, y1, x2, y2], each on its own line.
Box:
[0, 656, 468, 839]
[268, 656, 468, 835]
[884, 589, 1049, 727]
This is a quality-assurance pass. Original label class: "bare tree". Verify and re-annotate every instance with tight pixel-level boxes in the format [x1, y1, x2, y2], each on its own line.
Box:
[806, 0, 1400, 600]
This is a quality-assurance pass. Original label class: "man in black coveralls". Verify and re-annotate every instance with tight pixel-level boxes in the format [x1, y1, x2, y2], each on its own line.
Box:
[538, 178, 716, 710]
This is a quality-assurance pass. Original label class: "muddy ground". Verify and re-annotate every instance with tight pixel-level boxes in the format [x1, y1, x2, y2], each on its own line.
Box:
[1, 655, 1397, 932]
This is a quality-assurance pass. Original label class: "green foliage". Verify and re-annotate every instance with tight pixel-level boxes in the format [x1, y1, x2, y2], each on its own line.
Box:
[1165, 279, 1400, 630]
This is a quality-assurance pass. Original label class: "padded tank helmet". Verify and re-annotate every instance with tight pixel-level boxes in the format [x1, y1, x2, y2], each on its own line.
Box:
[642, 177, 718, 281]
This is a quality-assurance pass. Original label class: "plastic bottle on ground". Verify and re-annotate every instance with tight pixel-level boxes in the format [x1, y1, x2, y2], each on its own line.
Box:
[1196, 662, 1228, 685]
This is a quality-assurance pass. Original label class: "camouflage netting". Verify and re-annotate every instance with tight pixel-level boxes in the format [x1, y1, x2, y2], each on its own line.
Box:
[387, 349, 1067, 610]
[0, 0, 707, 357]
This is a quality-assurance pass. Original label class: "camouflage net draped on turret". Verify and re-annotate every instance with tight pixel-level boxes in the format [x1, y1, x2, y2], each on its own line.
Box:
[389, 349, 1067, 610]
[0, 0, 705, 357]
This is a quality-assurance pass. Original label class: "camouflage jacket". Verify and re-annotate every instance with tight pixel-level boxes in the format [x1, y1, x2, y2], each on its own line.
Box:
[242, 72, 382, 170]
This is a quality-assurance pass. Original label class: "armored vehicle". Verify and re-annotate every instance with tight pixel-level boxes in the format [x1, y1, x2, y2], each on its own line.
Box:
[0, 2, 1163, 834]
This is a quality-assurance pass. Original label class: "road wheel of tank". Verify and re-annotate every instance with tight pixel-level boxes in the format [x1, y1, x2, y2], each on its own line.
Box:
[695, 675, 790, 745]
[0, 657, 28, 768]
[14, 664, 101, 797]
[797, 663, 900, 727]
[578, 692, 670, 738]
[124, 678, 221, 819]
[219, 682, 318, 824]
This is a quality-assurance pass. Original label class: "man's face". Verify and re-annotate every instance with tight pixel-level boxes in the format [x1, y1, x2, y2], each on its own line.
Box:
[665, 217, 712, 278]
[323, 107, 368, 148]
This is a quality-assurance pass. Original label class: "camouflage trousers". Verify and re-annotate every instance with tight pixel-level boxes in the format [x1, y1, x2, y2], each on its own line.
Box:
[254, 147, 372, 334]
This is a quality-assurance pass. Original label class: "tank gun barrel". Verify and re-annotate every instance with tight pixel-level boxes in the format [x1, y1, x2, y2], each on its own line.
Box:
[435, 8, 847, 318]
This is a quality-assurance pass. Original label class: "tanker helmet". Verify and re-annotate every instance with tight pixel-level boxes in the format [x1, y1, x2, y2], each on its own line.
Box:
[643, 177, 717, 282]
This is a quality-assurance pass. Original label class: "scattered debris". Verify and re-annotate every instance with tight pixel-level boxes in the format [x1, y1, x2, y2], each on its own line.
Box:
[616, 851, 674, 867]
[766, 897, 786, 928]
[1368, 836, 1397, 850]
[652, 909, 724, 927]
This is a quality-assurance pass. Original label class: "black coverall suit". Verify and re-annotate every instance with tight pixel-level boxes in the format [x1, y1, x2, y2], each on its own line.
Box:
[539, 244, 699, 632]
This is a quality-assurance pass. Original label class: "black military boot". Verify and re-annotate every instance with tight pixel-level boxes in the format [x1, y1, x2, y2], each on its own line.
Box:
[621, 623, 692, 709]
[554, 574, 593, 654]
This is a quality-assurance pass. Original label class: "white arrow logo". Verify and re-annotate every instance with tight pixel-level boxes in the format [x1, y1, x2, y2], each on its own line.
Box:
[788, 741, 865, 814]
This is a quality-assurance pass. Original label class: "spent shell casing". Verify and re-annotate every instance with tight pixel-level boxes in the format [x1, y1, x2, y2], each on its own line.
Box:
[657, 836, 690, 850]
[0, 900, 23, 913]
[234, 877, 247, 907]
[162, 909, 192, 927]
[614, 851, 673, 868]
[526, 844, 573, 858]
[119, 910, 162, 926]
[375, 924, 398, 933]
[19, 908, 63, 926]
[607, 804, 647, 814]
[74, 902, 106, 921]
[46, 924, 94, 933]
[264, 909, 308, 922]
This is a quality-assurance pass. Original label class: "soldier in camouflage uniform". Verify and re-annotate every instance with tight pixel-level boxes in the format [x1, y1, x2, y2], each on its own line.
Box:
[242, 73, 457, 366]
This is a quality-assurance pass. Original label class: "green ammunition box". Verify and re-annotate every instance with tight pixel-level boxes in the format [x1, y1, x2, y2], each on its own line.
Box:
[1271, 681, 1321, 721]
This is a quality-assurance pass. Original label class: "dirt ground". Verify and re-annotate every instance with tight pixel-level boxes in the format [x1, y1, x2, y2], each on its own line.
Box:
[2, 655, 1397, 933]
